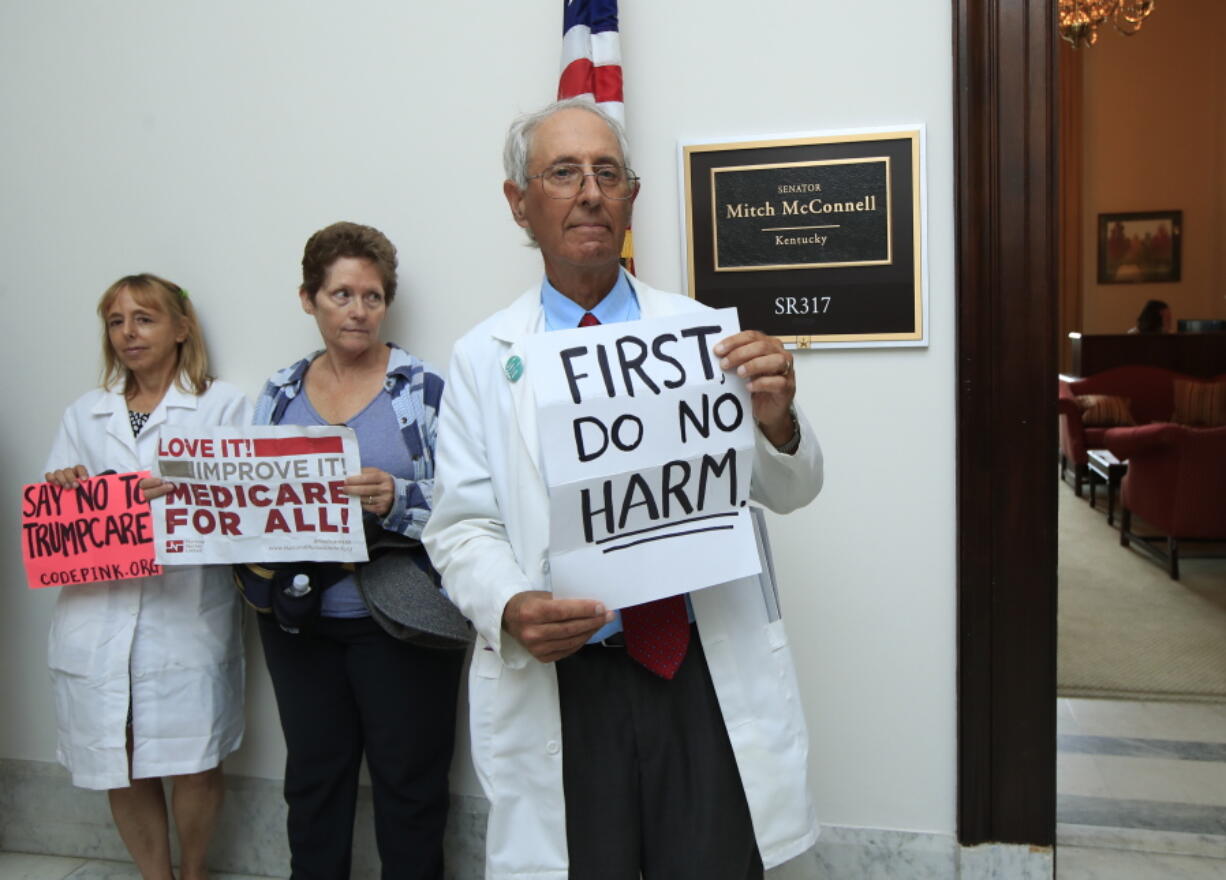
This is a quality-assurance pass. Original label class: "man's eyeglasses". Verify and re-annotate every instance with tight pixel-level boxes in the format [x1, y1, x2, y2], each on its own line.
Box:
[525, 163, 639, 200]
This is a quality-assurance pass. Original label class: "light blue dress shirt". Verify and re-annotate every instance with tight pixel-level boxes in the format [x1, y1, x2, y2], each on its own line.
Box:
[540, 269, 640, 331]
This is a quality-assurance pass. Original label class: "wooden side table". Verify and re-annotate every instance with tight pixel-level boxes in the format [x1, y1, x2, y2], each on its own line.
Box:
[1086, 449, 1128, 526]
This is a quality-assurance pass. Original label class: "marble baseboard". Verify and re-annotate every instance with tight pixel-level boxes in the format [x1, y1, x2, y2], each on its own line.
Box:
[3, 759, 1059, 880]
[958, 842, 1054, 879]
[1059, 822, 1226, 860]
[0, 759, 487, 880]
[1056, 844, 1226, 879]
[802, 832, 1052, 880]
[0, 759, 128, 865]
[804, 826, 958, 879]
[1058, 793, 1226, 837]
[0, 852, 277, 880]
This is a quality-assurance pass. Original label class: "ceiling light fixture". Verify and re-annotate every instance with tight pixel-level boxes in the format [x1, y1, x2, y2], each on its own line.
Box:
[1058, 0, 1156, 48]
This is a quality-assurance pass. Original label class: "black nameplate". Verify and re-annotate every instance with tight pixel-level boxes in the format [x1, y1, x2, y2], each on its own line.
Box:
[683, 130, 925, 347]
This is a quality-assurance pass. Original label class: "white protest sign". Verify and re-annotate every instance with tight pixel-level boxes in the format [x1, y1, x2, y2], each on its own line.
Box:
[151, 425, 367, 564]
[523, 308, 760, 609]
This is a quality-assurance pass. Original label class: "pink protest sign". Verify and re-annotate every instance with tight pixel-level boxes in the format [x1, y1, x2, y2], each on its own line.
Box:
[21, 472, 162, 589]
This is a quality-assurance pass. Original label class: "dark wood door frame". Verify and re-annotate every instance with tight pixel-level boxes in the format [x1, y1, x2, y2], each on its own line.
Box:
[955, 0, 1060, 846]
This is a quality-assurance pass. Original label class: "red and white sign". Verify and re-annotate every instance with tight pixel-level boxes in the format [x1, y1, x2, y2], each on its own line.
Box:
[151, 426, 366, 564]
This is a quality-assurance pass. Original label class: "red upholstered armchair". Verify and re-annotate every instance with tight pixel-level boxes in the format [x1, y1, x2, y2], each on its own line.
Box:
[1103, 423, 1226, 579]
[1059, 366, 1182, 495]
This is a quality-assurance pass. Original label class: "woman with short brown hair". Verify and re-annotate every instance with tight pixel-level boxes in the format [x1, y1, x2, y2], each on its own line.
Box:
[252, 223, 463, 880]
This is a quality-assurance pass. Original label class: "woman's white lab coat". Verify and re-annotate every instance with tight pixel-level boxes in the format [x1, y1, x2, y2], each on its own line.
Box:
[423, 279, 824, 879]
[44, 381, 251, 790]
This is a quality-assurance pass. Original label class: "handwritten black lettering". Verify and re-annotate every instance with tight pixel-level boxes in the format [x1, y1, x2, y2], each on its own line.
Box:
[577, 449, 739, 545]
[651, 334, 687, 389]
[558, 323, 725, 404]
[615, 336, 660, 397]
[679, 325, 721, 380]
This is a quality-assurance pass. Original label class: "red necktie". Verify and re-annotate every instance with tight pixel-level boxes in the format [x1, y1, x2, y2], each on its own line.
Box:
[576, 310, 691, 679]
[621, 596, 691, 680]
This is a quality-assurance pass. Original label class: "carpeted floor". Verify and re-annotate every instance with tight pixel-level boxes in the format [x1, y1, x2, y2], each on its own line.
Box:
[1058, 481, 1226, 703]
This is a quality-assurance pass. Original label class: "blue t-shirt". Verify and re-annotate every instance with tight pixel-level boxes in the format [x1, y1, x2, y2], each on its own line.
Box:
[281, 387, 414, 618]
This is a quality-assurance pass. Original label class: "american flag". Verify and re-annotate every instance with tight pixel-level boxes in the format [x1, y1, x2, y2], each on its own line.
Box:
[558, 0, 635, 271]
[559, 0, 624, 122]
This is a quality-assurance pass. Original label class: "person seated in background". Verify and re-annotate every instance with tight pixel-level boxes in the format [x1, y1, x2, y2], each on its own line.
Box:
[1130, 299, 1172, 334]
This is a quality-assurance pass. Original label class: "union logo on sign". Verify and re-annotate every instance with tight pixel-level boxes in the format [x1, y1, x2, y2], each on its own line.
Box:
[165, 540, 184, 553]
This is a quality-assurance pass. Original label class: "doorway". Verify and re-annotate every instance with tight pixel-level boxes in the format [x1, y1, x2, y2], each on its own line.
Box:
[955, 0, 1226, 872]
[1052, 4, 1226, 874]
[954, 0, 1060, 851]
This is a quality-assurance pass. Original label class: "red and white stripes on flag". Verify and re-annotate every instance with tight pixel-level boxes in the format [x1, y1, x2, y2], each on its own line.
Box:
[559, 0, 625, 125]
[558, 0, 635, 271]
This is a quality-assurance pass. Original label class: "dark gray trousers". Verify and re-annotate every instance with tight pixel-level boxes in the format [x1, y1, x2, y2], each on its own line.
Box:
[258, 614, 463, 880]
[556, 627, 764, 880]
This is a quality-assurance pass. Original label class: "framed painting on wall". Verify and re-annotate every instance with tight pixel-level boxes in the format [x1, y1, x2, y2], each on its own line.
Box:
[1097, 210, 1182, 284]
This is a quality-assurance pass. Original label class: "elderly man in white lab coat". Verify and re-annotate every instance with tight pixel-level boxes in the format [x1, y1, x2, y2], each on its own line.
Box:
[422, 98, 823, 880]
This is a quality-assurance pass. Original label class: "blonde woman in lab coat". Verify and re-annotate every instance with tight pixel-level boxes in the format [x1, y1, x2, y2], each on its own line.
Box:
[43, 274, 251, 880]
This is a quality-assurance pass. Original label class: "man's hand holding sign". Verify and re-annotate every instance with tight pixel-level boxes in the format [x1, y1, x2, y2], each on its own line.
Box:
[502, 591, 613, 664]
[716, 329, 798, 448]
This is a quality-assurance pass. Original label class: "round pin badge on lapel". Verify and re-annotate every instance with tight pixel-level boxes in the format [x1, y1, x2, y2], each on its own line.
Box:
[504, 355, 524, 383]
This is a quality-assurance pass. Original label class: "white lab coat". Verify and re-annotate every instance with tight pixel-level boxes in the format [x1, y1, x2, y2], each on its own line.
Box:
[44, 381, 252, 790]
[422, 278, 824, 880]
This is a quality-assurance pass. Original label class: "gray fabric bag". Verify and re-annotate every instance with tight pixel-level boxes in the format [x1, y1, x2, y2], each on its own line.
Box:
[355, 534, 473, 650]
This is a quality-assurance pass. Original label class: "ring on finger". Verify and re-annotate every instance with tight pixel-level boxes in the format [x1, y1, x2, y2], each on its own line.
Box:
[365, 495, 374, 504]
[781, 358, 793, 377]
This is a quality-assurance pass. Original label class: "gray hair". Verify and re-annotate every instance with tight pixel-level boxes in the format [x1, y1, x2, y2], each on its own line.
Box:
[503, 97, 633, 188]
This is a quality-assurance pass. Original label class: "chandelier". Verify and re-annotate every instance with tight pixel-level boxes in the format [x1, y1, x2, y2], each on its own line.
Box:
[1058, 0, 1156, 48]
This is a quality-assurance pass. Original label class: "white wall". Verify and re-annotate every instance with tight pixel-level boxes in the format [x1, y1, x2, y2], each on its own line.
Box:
[0, 1, 956, 836]
[1078, 0, 1226, 332]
